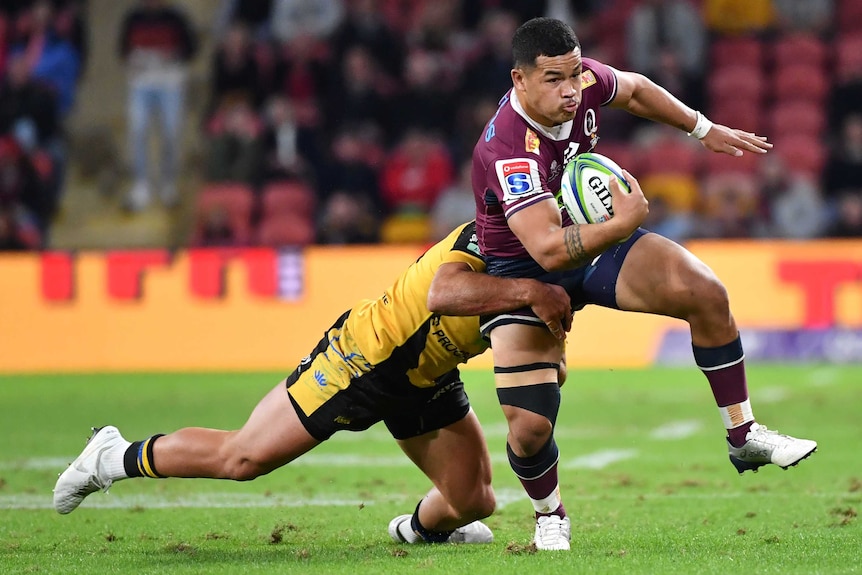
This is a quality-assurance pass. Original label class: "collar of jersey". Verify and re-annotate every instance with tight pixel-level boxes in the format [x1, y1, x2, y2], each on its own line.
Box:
[510, 90, 574, 142]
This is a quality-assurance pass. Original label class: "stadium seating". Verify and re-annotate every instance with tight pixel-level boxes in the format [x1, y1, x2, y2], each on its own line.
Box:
[710, 36, 764, 68]
[191, 182, 255, 246]
[772, 63, 831, 104]
[768, 100, 827, 140]
[638, 138, 702, 177]
[771, 34, 829, 69]
[772, 135, 827, 177]
[702, 147, 762, 176]
[834, 34, 862, 80]
[708, 64, 766, 106]
[709, 97, 763, 135]
[256, 180, 317, 247]
[836, 0, 862, 34]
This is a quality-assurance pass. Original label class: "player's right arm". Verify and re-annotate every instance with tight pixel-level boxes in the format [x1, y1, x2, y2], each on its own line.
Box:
[509, 169, 648, 272]
[428, 262, 572, 340]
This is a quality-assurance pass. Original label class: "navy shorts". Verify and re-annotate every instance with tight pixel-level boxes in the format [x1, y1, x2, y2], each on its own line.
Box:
[480, 228, 648, 336]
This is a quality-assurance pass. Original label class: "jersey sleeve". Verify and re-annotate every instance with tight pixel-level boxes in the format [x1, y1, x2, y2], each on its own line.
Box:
[582, 58, 618, 106]
[443, 221, 486, 273]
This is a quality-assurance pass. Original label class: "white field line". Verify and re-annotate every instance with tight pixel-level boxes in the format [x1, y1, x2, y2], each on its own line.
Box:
[1, 487, 845, 511]
[755, 386, 788, 404]
[649, 420, 702, 440]
[562, 449, 638, 470]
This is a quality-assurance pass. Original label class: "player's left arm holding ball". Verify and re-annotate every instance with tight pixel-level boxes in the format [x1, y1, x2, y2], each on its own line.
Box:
[608, 69, 772, 157]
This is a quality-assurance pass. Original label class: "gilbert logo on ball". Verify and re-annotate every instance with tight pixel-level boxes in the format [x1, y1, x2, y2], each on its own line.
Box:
[559, 152, 631, 225]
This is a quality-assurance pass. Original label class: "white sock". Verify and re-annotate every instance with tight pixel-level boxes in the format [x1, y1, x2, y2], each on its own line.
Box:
[103, 441, 132, 482]
[530, 485, 562, 515]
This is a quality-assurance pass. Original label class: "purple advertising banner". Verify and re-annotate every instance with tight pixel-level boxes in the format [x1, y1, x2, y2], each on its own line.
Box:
[657, 329, 862, 365]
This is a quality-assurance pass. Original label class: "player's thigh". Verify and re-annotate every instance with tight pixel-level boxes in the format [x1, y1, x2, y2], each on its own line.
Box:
[490, 323, 562, 387]
[397, 409, 492, 495]
[614, 232, 720, 317]
[229, 381, 321, 470]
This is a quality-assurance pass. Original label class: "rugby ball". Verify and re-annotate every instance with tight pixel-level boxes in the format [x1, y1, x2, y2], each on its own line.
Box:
[559, 152, 630, 224]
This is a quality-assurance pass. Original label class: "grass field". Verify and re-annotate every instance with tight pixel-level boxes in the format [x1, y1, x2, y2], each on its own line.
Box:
[0, 366, 859, 574]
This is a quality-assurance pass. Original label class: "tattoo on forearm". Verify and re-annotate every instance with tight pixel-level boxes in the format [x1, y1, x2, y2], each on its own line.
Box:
[564, 225, 588, 265]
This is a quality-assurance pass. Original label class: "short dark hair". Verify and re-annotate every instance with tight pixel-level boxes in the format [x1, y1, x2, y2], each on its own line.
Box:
[512, 17, 580, 69]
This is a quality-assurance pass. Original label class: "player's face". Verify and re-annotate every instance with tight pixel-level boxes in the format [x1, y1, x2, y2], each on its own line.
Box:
[512, 48, 583, 127]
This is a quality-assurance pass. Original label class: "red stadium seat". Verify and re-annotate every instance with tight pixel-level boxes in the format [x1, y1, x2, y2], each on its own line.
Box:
[708, 65, 766, 106]
[771, 34, 829, 69]
[773, 135, 827, 177]
[835, 34, 862, 80]
[256, 212, 316, 247]
[260, 180, 316, 219]
[638, 138, 702, 177]
[709, 97, 763, 135]
[772, 64, 831, 104]
[593, 141, 639, 175]
[703, 147, 762, 176]
[768, 100, 827, 140]
[192, 182, 255, 245]
[710, 37, 765, 69]
[837, 0, 862, 34]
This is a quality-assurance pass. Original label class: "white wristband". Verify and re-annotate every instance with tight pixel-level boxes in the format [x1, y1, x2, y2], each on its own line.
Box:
[687, 111, 713, 140]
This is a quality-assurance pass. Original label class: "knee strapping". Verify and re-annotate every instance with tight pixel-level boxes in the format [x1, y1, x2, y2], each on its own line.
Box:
[496, 382, 561, 426]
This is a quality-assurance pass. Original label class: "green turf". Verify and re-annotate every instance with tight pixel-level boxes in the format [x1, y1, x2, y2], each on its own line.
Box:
[0, 366, 859, 574]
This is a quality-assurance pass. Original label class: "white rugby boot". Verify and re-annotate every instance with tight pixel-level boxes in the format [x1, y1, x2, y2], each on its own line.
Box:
[727, 422, 817, 474]
[533, 514, 571, 551]
[388, 514, 494, 544]
[53, 426, 130, 514]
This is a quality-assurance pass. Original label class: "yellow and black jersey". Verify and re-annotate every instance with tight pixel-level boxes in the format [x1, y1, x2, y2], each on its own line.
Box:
[342, 221, 488, 388]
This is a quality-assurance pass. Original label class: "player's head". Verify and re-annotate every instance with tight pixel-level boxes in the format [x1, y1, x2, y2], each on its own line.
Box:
[511, 17, 583, 127]
[512, 17, 580, 69]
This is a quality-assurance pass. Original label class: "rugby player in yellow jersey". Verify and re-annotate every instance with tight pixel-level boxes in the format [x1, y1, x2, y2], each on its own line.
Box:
[53, 222, 572, 544]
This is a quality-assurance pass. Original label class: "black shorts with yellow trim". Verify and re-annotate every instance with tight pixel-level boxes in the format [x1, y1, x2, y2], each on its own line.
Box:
[284, 311, 470, 441]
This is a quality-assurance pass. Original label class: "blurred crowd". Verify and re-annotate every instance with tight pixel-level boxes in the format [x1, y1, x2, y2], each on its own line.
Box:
[0, 0, 85, 249]
[1, 0, 861, 250]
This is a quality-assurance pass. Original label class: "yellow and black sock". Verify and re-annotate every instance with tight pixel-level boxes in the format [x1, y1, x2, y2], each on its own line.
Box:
[123, 434, 165, 478]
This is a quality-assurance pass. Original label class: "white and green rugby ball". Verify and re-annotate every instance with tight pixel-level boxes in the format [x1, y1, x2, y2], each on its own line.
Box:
[559, 152, 631, 224]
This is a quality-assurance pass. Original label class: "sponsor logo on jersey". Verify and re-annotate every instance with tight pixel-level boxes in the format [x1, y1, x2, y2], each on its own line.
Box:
[495, 158, 541, 201]
[548, 159, 561, 182]
[581, 70, 597, 89]
[583, 108, 599, 149]
[563, 142, 580, 166]
[431, 328, 471, 361]
[525, 128, 541, 155]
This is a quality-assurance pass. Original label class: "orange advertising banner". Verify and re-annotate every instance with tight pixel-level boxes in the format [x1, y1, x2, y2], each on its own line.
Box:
[1, 240, 862, 373]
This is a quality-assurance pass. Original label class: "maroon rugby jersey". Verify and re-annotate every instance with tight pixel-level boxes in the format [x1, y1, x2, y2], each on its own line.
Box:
[473, 58, 617, 258]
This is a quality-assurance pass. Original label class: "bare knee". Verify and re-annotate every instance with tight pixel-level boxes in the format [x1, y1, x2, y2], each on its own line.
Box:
[453, 484, 496, 522]
[219, 439, 271, 481]
[505, 408, 553, 457]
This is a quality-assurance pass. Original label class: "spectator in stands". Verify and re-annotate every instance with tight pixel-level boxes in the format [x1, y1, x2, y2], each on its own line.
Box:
[210, 20, 264, 113]
[772, 0, 834, 36]
[324, 45, 389, 139]
[51, 0, 89, 74]
[430, 160, 475, 241]
[626, 0, 706, 112]
[330, 0, 405, 86]
[703, 0, 774, 36]
[757, 155, 827, 239]
[270, 0, 343, 46]
[0, 52, 63, 226]
[215, 0, 273, 41]
[380, 129, 453, 215]
[0, 136, 50, 239]
[697, 172, 761, 239]
[204, 95, 264, 186]
[197, 203, 240, 247]
[826, 192, 862, 237]
[259, 95, 324, 186]
[460, 10, 519, 102]
[118, 0, 197, 211]
[823, 114, 862, 203]
[0, 206, 31, 250]
[271, 33, 329, 127]
[9, 0, 81, 117]
[317, 128, 383, 244]
[387, 48, 455, 144]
